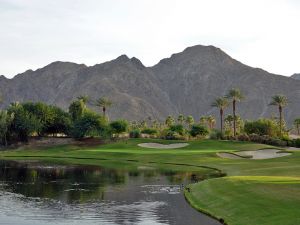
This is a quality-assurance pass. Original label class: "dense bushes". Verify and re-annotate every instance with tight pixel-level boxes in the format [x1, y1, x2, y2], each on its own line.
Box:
[190, 125, 209, 137]
[129, 129, 141, 138]
[110, 120, 128, 136]
[8, 104, 41, 142]
[71, 111, 108, 138]
[141, 128, 157, 135]
[244, 119, 279, 137]
[209, 129, 223, 140]
[295, 139, 300, 148]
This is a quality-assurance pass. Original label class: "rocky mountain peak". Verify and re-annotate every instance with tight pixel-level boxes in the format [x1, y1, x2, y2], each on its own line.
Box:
[291, 73, 300, 80]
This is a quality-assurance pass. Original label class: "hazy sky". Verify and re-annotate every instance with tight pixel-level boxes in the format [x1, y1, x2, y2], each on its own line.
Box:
[1, 0, 300, 78]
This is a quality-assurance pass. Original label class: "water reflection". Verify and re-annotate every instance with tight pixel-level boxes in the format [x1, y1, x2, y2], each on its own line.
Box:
[0, 160, 221, 225]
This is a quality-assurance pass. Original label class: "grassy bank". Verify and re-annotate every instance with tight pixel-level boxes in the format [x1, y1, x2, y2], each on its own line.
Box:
[185, 176, 300, 225]
[1, 138, 300, 225]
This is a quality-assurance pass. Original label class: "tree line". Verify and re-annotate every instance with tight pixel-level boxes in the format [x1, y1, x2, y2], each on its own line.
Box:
[0, 96, 127, 146]
[0, 89, 300, 147]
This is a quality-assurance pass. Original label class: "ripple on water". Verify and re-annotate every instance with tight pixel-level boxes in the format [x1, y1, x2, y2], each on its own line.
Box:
[0, 189, 169, 225]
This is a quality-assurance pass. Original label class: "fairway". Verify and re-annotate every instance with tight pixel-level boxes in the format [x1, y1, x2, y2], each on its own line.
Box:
[0, 138, 300, 225]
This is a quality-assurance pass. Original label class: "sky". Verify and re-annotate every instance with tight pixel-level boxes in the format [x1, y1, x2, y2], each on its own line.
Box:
[1, 0, 300, 78]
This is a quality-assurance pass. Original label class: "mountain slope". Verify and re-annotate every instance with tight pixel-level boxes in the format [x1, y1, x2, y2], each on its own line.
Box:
[1, 45, 299, 124]
[151, 45, 300, 124]
[291, 73, 300, 80]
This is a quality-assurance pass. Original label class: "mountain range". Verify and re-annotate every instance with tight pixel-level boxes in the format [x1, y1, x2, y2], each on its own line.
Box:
[1, 45, 300, 125]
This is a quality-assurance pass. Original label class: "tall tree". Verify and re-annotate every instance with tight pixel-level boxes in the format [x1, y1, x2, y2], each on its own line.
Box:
[177, 114, 185, 124]
[200, 115, 216, 130]
[165, 115, 175, 127]
[95, 97, 112, 117]
[294, 118, 300, 135]
[211, 97, 229, 135]
[0, 110, 12, 146]
[269, 95, 288, 137]
[185, 115, 194, 128]
[69, 99, 86, 121]
[226, 88, 244, 137]
[77, 95, 89, 106]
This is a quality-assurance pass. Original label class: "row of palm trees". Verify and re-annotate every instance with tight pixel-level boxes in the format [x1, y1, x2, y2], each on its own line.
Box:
[212, 88, 288, 137]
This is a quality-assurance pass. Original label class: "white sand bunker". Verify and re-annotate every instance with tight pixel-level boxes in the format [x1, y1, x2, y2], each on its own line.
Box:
[218, 149, 291, 160]
[286, 147, 300, 151]
[217, 152, 243, 159]
[138, 143, 189, 149]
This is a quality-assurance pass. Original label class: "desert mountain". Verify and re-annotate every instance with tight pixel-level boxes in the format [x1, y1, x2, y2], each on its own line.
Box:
[1, 45, 299, 124]
[291, 73, 300, 80]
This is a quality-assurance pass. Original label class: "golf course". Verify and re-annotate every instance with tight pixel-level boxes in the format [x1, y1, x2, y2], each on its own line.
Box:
[1, 138, 299, 225]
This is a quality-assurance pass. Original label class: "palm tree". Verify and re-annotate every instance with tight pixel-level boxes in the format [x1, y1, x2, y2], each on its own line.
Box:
[177, 114, 185, 124]
[185, 115, 194, 128]
[211, 97, 229, 134]
[199, 115, 215, 130]
[10, 101, 20, 107]
[294, 118, 300, 135]
[165, 115, 175, 127]
[206, 115, 216, 130]
[226, 88, 244, 137]
[269, 95, 288, 137]
[95, 97, 112, 117]
[77, 95, 89, 105]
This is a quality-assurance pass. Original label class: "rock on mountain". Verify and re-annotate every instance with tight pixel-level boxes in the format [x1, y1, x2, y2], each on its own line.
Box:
[291, 73, 300, 80]
[1, 45, 300, 124]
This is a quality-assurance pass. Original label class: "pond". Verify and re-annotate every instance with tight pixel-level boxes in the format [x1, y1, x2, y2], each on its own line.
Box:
[0, 160, 221, 225]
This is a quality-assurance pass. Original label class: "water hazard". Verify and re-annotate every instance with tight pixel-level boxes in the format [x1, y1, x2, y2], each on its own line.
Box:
[0, 160, 221, 225]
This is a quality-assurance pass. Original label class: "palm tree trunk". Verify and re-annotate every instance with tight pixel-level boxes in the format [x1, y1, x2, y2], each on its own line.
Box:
[103, 107, 106, 117]
[220, 109, 223, 135]
[233, 100, 236, 137]
[279, 106, 282, 137]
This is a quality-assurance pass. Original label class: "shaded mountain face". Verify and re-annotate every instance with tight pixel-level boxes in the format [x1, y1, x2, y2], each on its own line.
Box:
[291, 73, 300, 80]
[1, 45, 300, 124]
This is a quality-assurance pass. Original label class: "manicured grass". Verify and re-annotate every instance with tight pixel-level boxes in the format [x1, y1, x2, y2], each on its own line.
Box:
[185, 176, 300, 225]
[1, 138, 300, 225]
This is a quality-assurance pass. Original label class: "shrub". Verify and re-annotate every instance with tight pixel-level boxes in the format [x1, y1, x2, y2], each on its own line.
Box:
[237, 134, 250, 142]
[209, 129, 223, 140]
[8, 105, 42, 142]
[169, 124, 186, 136]
[295, 139, 300, 148]
[129, 129, 141, 138]
[190, 125, 209, 137]
[248, 133, 262, 143]
[160, 129, 185, 140]
[141, 128, 157, 135]
[268, 138, 287, 147]
[244, 119, 278, 137]
[165, 130, 185, 140]
[110, 119, 128, 135]
[71, 111, 108, 139]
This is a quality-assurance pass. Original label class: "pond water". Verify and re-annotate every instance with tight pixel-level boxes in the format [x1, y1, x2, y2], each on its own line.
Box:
[0, 160, 221, 225]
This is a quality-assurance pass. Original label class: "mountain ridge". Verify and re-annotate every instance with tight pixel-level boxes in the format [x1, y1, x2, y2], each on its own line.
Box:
[1, 45, 299, 124]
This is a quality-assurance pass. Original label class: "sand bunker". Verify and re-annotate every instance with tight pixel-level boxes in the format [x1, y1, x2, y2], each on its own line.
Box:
[138, 143, 189, 149]
[286, 147, 300, 151]
[218, 149, 291, 160]
[217, 152, 244, 159]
